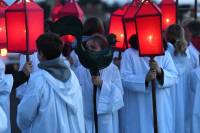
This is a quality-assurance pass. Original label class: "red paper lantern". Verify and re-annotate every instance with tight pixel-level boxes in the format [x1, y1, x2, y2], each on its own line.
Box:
[135, 0, 164, 57]
[51, 0, 84, 22]
[0, 0, 7, 49]
[109, 4, 129, 51]
[123, 0, 141, 48]
[5, 0, 44, 54]
[160, 0, 176, 31]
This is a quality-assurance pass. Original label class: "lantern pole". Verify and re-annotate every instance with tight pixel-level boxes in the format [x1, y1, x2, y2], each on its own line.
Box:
[176, 0, 179, 23]
[194, 0, 197, 20]
[24, 0, 30, 62]
[150, 56, 158, 133]
[90, 70, 99, 133]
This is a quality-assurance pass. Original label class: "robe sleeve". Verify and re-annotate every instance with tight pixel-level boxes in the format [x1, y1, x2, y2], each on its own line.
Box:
[98, 65, 124, 114]
[120, 51, 148, 93]
[17, 75, 43, 130]
[157, 52, 178, 89]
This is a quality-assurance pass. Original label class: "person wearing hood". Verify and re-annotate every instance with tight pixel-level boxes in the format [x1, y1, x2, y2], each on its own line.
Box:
[0, 56, 31, 133]
[184, 20, 200, 69]
[119, 34, 178, 133]
[166, 24, 192, 133]
[17, 33, 85, 133]
[75, 34, 124, 133]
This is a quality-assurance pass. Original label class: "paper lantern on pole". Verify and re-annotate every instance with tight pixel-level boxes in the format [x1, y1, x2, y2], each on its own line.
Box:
[123, 0, 141, 48]
[135, 0, 164, 57]
[51, 0, 84, 22]
[109, 4, 129, 51]
[159, 0, 176, 30]
[5, 0, 44, 54]
[0, 0, 7, 49]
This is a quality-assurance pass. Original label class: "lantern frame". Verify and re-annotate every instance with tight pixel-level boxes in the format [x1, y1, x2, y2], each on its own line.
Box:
[123, 1, 140, 48]
[0, 0, 7, 49]
[135, 0, 164, 57]
[51, 0, 84, 22]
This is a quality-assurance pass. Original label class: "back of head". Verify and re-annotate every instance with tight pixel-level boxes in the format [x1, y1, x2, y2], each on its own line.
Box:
[129, 34, 139, 50]
[83, 17, 105, 36]
[185, 20, 200, 37]
[36, 33, 63, 60]
[166, 24, 187, 56]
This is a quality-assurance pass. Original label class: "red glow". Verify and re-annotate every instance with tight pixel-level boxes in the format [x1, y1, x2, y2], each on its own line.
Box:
[136, 0, 164, 56]
[5, 0, 44, 54]
[109, 4, 129, 51]
[61, 34, 76, 44]
[160, 0, 176, 30]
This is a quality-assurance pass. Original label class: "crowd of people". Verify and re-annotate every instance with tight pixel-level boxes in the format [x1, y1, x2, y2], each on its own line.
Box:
[0, 15, 200, 133]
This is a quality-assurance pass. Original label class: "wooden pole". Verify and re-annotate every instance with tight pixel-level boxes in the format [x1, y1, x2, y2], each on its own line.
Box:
[150, 57, 158, 133]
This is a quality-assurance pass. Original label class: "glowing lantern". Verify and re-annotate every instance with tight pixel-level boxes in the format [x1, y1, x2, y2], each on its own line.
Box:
[135, 0, 164, 57]
[0, 48, 7, 56]
[109, 4, 129, 51]
[123, 0, 141, 48]
[51, 0, 84, 22]
[60, 34, 76, 44]
[159, 0, 176, 30]
[5, 0, 44, 54]
[0, 0, 7, 49]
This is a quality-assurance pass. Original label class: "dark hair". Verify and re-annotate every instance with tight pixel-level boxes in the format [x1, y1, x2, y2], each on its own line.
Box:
[185, 20, 200, 37]
[129, 34, 139, 50]
[83, 17, 105, 36]
[166, 24, 187, 56]
[36, 33, 63, 60]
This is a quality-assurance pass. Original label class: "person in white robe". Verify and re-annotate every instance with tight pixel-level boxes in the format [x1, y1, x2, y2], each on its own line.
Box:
[189, 67, 200, 133]
[75, 34, 124, 133]
[166, 24, 193, 133]
[17, 33, 85, 133]
[0, 59, 12, 133]
[0, 106, 7, 133]
[0, 58, 31, 133]
[183, 20, 200, 133]
[120, 35, 178, 133]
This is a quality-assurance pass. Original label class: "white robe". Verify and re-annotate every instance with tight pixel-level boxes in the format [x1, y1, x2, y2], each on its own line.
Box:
[0, 59, 13, 133]
[17, 69, 85, 133]
[167, 42, 192, 133]
[0, 106, 7, 133]
[120, 48, 178, 133]
[190, 67, 200, 133]
[75, 63, 124, 133]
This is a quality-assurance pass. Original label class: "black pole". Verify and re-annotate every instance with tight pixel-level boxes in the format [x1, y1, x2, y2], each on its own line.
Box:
[24, 0, 29, 62]
[176, 0, 179, 24]
[194, 0, 198, 20]
[90, 70, 99, 133]
[93, 84, 98, 133]
[150, 57, 158, 133]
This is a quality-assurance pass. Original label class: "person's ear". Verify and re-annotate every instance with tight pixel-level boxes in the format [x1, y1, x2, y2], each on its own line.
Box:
[37, 51, 46, 61]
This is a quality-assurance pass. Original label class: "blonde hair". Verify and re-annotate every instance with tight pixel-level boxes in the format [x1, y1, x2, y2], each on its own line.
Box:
[166, 24, 188, 56]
